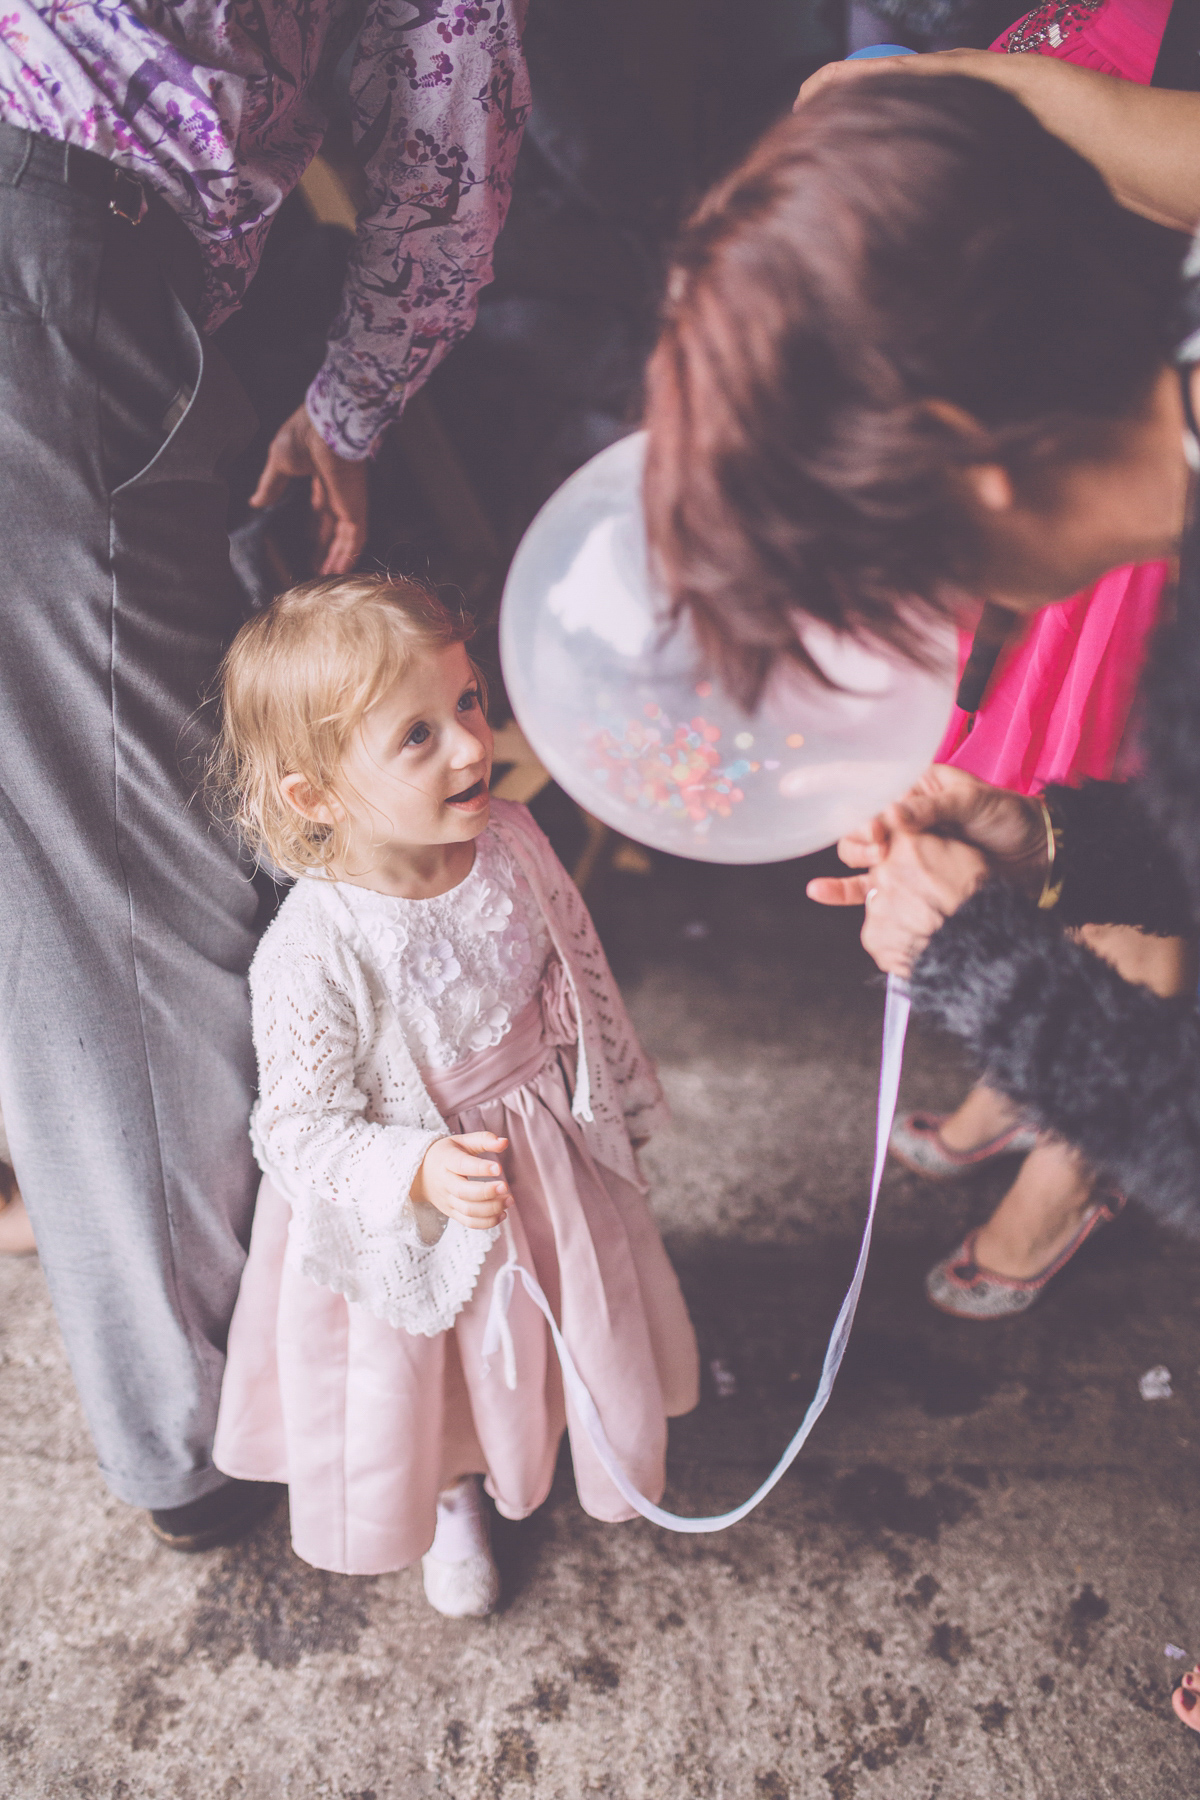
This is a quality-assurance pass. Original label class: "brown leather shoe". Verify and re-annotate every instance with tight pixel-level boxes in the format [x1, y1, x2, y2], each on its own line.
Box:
[149, 1478, 284, 1553]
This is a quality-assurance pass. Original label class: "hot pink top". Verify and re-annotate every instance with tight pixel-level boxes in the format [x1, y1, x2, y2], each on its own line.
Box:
[934, 0, 1174, 795]
[997, 0, 1171, 80]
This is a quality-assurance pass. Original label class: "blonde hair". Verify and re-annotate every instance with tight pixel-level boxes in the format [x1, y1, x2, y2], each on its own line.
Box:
[211, 574, 481, 877]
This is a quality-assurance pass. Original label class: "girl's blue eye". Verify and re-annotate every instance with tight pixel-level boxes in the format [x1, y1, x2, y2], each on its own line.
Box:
[458, 687, 480, 713]
[407, 722, 431, 747]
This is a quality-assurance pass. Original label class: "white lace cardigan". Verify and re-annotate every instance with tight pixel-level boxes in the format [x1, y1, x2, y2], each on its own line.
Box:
[248, 800, 669, 1335]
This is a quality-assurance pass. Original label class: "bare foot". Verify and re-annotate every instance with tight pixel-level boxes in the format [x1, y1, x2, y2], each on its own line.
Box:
[971, 1139, 1098, 1281]
[937, 1083, 1025, 1154]
[1173, 1665, 1200, 1732]
[0, 1165, 36, 1257]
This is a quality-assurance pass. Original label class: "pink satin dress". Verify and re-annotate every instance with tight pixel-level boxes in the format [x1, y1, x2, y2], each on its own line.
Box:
[213, 977, 700, 1577]
[935, 0, 1173, 794]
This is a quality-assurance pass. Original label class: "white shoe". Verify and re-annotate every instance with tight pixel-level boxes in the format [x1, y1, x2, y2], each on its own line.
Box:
[421, 1547, 501, 1617]
[421, 1477, 500, 1618]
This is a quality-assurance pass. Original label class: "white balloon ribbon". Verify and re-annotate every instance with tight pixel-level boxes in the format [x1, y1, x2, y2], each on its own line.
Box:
[481, 974, 911, 1533]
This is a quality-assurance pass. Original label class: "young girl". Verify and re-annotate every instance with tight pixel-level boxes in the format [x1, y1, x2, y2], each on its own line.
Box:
[210, 575, 699, 1615]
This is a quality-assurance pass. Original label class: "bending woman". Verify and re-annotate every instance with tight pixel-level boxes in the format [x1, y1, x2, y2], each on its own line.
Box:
[642, 73, 1200, 1734]
[869, 0, 1186, 1319]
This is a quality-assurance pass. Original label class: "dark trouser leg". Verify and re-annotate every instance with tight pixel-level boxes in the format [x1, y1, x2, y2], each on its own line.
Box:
[0, 128, 261, 1509]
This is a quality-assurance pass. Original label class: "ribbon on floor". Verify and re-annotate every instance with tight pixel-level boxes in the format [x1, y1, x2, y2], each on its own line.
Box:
[481, 973, 911, 1533]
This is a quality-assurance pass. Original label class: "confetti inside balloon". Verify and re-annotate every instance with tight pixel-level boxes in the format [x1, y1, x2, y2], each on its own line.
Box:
[499, 432, 958, 864]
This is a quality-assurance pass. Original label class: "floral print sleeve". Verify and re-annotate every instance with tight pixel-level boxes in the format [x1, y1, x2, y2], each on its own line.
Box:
[307, 0, 530, 459]
[0, 0, 529, 461]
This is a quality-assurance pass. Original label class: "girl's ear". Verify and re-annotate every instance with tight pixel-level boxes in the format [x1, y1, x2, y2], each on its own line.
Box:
[280, 772, 341, 826]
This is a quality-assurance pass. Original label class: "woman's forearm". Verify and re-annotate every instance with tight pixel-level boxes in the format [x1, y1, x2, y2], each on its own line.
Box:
[801, 51, 1200, 231]
[923, 52, 1200, 232]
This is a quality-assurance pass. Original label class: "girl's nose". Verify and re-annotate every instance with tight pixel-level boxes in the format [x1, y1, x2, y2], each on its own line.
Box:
[448, 728, 488, 770]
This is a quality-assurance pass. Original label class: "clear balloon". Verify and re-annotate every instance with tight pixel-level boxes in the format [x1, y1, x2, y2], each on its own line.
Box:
[499, 432, 959, 865]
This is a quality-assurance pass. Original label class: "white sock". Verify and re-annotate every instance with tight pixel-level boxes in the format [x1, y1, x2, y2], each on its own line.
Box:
[429, 1476, 489, 1565]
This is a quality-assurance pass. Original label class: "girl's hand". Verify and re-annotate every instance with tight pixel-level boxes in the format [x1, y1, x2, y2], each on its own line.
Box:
[858, 829, 990, 977]
[411, 1133, 511, 1231]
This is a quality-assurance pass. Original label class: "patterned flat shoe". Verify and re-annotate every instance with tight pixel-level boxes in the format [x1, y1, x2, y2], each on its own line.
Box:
[889, 1110, 1039, 1180]
[925, 1195, 1125, 1320]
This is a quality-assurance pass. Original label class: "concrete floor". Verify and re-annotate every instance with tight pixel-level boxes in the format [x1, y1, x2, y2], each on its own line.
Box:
[4, 848, 1200, 1799]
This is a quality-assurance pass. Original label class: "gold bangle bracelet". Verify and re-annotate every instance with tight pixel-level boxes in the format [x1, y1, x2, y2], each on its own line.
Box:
[1036, 795, 1064, 911]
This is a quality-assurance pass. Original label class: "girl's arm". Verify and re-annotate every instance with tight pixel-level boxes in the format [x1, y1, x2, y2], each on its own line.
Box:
[799, 52, 1200, 233]
[251, 948, 444, 1232]
[909, 879, 1200, 1234]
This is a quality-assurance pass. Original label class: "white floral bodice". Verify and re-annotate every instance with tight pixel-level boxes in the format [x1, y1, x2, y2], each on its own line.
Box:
[333, 831, 551, 1072]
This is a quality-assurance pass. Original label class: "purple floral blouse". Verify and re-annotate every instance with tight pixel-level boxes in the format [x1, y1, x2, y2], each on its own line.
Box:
[0, 1, 530, 458]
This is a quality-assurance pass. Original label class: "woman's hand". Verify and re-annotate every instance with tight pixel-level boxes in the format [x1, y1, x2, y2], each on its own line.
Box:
[887, 765, 1047, 887]
[411, 1132, 510, 1231]
[858, 830, 991, 977]
[807, 765, 1047, 909]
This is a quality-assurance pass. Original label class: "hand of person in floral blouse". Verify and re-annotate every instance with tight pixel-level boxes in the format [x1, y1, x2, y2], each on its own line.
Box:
[412, 1132, 511, 1231]
[250, 404, 370, 577]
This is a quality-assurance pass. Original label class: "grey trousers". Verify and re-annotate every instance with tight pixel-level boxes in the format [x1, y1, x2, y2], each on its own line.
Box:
[0, 125, 264, 1509]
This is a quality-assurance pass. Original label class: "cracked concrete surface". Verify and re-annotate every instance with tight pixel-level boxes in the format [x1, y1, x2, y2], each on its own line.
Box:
[3, 849, 1200, 1798]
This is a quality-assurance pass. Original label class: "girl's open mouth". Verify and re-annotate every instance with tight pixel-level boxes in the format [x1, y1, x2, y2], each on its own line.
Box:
[446, 778, 489, 811]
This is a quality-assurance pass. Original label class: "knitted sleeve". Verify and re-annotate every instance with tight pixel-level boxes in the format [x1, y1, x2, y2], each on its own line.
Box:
[248, 917, 497, 1334]
[249, 940, 443, 1231]
[1043, 779, 1195, 935]
[908, 879, 1200, 1235]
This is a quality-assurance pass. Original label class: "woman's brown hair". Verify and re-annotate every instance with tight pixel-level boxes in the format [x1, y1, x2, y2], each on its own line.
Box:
[644, 74, 1180, 705]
